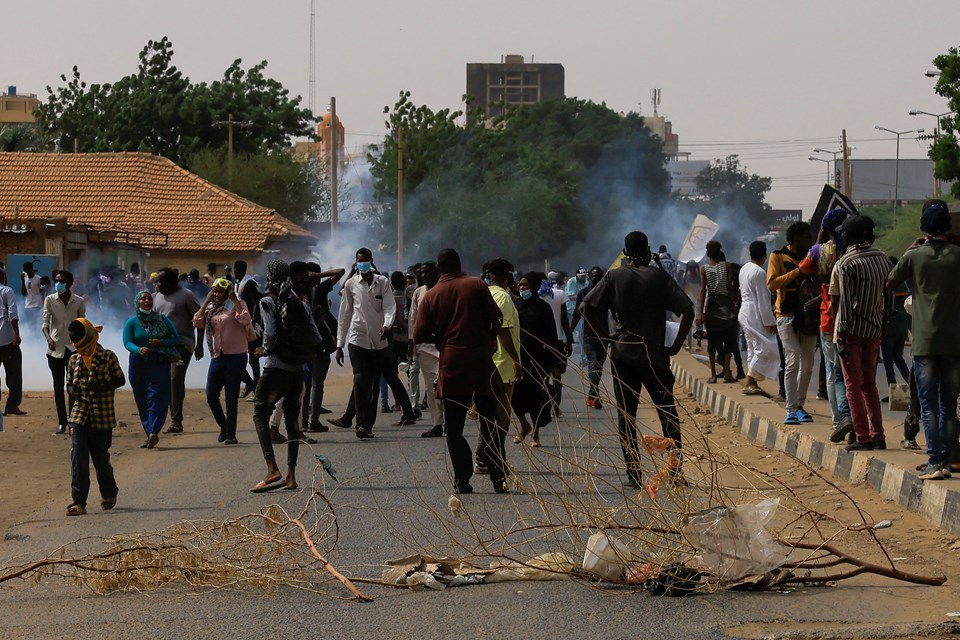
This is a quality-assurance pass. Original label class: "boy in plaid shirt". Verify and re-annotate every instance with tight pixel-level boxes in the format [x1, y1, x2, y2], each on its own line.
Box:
[65, 319, 126, 516]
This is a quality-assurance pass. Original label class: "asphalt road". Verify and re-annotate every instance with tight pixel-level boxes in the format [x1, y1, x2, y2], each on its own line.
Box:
[0, 363, 919, 640]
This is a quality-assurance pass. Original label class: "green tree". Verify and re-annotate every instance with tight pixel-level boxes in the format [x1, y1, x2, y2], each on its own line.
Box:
[694, 155, 772, 231]
[36, 37, 314, 166]
[928, 47, 960, 197]
[0, 124, 55, 152]
[367, 93, 670, 267]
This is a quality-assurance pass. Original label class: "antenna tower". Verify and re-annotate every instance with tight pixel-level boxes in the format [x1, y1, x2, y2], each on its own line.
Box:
[650, 88, 661, 117]
[309, 0, 316, 114]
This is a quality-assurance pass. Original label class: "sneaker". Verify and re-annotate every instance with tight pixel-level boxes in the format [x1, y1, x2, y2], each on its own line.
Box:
[355, 428, 375, 439]
[900, 439, 921, 451]
[327, 417, 351, 429]
[164, 424, 183, 434]
[421, 425, 444, 438]
[846, 440, 884, 452]
[796, 408, 814, 423]
[942, 464, 953, 479]
[830, 416, 854, 443]
[475, 461, 490, 475]
[784, 411, 800, 426]
[493, 480, 510, 494]
[146, 434, 159, 449]
[919, 464, 945, 480]
[224, 437, 239, 445]
[101, 496, 117, 511]
[55, 425, 66, 435]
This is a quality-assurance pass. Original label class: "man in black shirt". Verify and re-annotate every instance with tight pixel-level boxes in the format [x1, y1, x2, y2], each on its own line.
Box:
[582, 232, 695, 488]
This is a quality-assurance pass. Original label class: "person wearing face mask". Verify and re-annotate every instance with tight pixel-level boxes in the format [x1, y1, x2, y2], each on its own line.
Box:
[152, 268, 203, 435]
[194, 278, 251, 444]
[123, 291, 181, 449]
[511, 272, 555, 446]
[43, 270, 87, 435]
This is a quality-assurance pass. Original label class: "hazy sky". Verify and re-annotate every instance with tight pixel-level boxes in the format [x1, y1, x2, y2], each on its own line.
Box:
[4, 0, 958, 216]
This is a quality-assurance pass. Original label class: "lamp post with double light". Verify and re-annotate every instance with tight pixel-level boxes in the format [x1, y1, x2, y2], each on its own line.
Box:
[874, 125, 924, 225]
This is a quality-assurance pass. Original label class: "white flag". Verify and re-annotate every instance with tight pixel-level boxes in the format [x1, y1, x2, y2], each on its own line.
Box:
[677, 214, 720, 263]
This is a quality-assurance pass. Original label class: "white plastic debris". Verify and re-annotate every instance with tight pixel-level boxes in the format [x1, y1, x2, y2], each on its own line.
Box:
[582, 532, 631, 581]
[406, 571, 445, 590]
[873, 520, 893, 530]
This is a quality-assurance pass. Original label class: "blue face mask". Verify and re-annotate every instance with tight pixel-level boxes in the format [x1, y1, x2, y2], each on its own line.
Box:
[55, 282, 67, 294]
[224, 299, 235, 312]
[483, 277, 491, 286]
[356, 261, 372, 274]
[520, 290, 533, 301]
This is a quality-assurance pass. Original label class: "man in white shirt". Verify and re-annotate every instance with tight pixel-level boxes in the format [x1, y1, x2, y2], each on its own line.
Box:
[0, 269, 24, 416]
[541, 274, 572, 415]
[43, 270, 86, 434]
[409, 261, 444, 437]
[21, 261, 44, 332]
[335, 248, 396, 439]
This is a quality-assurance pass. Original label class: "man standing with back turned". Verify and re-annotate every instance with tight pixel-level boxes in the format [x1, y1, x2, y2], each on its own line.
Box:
[414, 249, 508, 494]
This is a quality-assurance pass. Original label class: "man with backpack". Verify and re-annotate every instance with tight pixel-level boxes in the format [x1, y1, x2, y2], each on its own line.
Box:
[767, 221, 817, 426]
[250, 259, 322, 493]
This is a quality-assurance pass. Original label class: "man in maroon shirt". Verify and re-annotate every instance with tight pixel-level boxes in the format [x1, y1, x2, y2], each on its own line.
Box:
[413, 248, 507, 494]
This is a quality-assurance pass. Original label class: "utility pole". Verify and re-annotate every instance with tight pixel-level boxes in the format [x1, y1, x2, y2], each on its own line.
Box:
[841, 129, 851, 198]
[397, 128, 404, 269]
[329, 97, 338, 239]
[213, 113, 253, 187]
[308, 0, 316, 114]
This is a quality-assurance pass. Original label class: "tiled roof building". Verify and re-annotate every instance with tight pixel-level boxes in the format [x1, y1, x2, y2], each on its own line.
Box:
[0, 152, 313, 251]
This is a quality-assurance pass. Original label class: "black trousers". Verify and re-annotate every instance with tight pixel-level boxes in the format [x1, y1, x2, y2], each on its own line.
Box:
[70, 422, 118, 508]
[0, 342, 23, 412]
[443, 393, 504, 486]
[610, 358, 681, 483]
[253, 368, 303, 469]
[48, 350, 75, 428]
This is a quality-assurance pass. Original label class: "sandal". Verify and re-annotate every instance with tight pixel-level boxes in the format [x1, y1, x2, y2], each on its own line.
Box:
[742, 387, 766, 396]
[707, 376, 718, 384]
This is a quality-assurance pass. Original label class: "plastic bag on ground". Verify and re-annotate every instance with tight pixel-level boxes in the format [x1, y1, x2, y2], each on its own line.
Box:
[682, 498, 788, 581]
[582, 532, 632, 581]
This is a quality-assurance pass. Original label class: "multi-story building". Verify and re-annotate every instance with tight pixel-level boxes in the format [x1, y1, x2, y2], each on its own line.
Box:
[466, 55, 564, 119]
[0, 87, 40, 125]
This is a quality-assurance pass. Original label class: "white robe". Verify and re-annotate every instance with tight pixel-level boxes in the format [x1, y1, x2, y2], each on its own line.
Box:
[738, 261, 780, 381]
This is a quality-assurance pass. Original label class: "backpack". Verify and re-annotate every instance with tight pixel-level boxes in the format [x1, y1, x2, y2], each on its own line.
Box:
[270, 291, 321, 365]
[791, 274, 821, 337]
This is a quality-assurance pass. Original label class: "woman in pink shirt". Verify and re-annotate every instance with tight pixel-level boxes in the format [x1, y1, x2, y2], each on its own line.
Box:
[194, 278, 253, 444]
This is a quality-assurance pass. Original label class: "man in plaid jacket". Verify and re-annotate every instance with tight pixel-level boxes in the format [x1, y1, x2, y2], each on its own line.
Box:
[65, 318, 126, 516]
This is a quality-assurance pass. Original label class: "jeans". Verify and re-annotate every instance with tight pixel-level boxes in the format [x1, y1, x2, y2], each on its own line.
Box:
[253, 367, 304, 468]
[0, 342, 23, 412]
[300, 353, 331, 431]
[169, 345, 191, 429]
[610, 357, 681, 483]
[70, 423, 118, 508]
[881, 329, 910, 387]
[444, 393, 503, 485]
[776, 316, 817, 412]
[129, 353, 172, 435]
[914, 355, 960, 467]
[839, 335, 885, 444]
[48, 350, 74, 428]
[206, 353, 247, 439]
[583, 336, 607, 401]
[820, 332, 850, 427]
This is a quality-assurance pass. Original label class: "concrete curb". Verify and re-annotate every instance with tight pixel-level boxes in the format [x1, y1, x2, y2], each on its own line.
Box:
[671, 361, 960, 535]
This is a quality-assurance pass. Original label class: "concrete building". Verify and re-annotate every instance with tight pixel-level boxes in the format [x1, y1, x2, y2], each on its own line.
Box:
[0, 86, 40, 125]
[466, 55, 564, 119]
[645, 116, 680, 158]
[836, 158, 952, 205]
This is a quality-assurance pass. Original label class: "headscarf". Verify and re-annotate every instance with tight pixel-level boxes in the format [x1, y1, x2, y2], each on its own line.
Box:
[821, 208, 850, 254]
[71, 318, 103, 371]
[266, 259, 293, 298]
[134, 291, 180, 361]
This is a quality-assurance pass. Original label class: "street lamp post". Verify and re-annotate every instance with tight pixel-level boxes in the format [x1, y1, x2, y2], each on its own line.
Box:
[909, 109, 951, 197]
[813, 148, 842, 188]
[808, 156, 831, 184]
[874, 125, 924, 225]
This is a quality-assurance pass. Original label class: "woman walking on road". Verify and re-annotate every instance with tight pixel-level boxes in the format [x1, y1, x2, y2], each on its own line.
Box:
[123, 291, 180, 449]
[194, 278, 253, 445]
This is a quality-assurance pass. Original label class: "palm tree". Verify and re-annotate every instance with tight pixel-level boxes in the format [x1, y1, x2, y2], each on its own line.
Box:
[0, 124, 55, 152]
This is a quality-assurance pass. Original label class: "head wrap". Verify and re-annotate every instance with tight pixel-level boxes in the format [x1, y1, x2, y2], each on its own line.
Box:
[71, 318, 103, 371]
[920, 201, 952, 237]
[266, 259, 293, 297]
[821, 208, 850, 254]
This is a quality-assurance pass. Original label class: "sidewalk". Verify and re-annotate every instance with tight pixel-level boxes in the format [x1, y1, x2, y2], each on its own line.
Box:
[671, 351, 960, 535]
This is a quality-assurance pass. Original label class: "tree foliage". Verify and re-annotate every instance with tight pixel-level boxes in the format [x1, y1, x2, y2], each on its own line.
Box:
[694, 155, 772, 235]
[367, 93, 671, 268]
[36, 37, 314, 166]
[929, 47, 960, 198]
[0, 124, 55, 152]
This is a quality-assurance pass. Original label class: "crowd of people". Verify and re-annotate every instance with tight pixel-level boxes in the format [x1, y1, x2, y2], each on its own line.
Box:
[0, 202, 956, 515]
